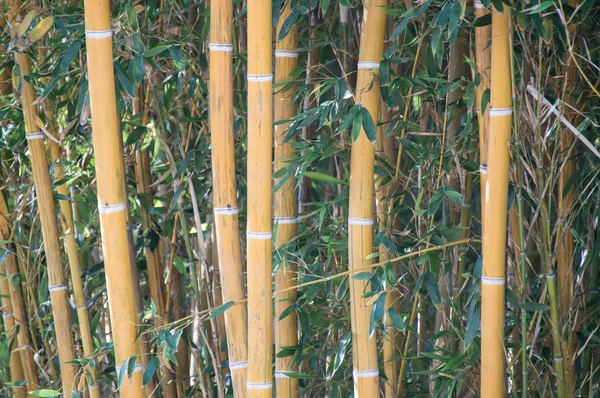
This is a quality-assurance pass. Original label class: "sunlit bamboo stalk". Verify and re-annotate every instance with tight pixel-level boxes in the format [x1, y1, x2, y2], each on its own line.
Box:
[48, 141, 100, 398]
[209, 0, 248, 395]
[246, 0, 274, 393]
[474, 0, 492, 220]
[8, 2, 78, 395]
[347, 0, 387, 395]
[480, 5, 512, 397]
[83, 1, 144, 395]
[273, 4, 299, 397]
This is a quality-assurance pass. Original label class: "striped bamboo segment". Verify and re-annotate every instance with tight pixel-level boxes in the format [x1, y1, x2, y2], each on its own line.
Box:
[274, 3, 299, 398]
[246, 0, 274, 394]
[8, 1, 77, 395]
[480, 6, 511, 397]
[348, 0, 387, 396]
[83, 1, 145, 396]
[209, 0, 248, 395]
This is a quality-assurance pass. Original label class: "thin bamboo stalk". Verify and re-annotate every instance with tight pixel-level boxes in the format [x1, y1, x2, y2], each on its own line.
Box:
[82, 1, 144, 396]
[474, 0, 492, 221]
[348, 0, 387, 395]
[8, 2, 78, 395]
[209, 0, 248, 394]
[480, 5, 512, 397]
[0, 194, 27, 398]
[273, 3, 299, 397]
[376, 104, 399, 398]
[557, 2, 578, 394]
[246, 0, 274, 393]
[49, 141, 100, 398]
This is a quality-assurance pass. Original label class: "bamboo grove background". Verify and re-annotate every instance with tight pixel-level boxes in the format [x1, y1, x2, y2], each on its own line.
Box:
[0, 0, 599, 397]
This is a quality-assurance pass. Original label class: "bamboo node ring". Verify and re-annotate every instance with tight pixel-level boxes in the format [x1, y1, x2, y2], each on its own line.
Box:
[275, 50, 299, 58]
[479, 165, 488, 175]
[274, 216, 298, 224]
[209, 43, 233, 52]
[489, 107, 513, 117]
[554, 357, 563, 362]
[353, 369, 379, 378]
[247, 74, 273, 82]
[17, 344, 32, 351]
[275, 370, 293, 378]
[247, 382, 273, 390]
[85, 30, 113, 39]
[229, 361, 248, 370]
[48, 284, 68, 292]
[25, 132, 45, 140]
[246, 231, 272, 239]
[462, 203, 471, 208]
[357, 61, 380, 69]
[481, 276, 505, 285]
[348, 218, 374, 226]
[98, 202, 126, 214]
[214, 207, 239, 215]
[546, 273, 556, 279]
[474, 0, 485, 8]
[2, 312, 14, 318]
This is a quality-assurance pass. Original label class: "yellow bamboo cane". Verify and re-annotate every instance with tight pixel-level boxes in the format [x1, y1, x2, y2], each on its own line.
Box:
[82, 1, 144, 396]
[209, 0, 249, 395]
[48, 141, 100, 398]
[480, 5, 512, 397]
[474, 0, 491, 221]
[246, 0, 274, 394]
[273, 4, 299, 397]
[8, 2, 78, 395]
[0, 191, 40, 393]
[0, 193, 26, 398]
[348, 0, 387, 395]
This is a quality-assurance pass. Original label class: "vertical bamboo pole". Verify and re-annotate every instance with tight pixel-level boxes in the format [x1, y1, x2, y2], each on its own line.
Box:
[474, 0, 492, 220]
[49, 141, 100, 398]
[0, 195, 26, 398]
[0, 193, 40, 393]
[480, 5, 512, 397]
[348, 0, 387, 396]
[273, 4, 299, 397]
[376, 104, 399, 398]
[83, 1, 144, 396]
[209, 0, 248, 395]
[8, 2, 78, 395]
[557, 2, 578, 394]
[246, 0, 273, 393]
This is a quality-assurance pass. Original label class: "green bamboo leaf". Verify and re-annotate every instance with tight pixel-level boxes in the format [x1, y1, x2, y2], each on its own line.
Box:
[464, 300, 479, 349]
[133, 54, 144, 85]
[278, 10, 299, 41]
[351, 107, 363, 141]
[209, 301, 234, 319]
[143, 357, 159, 386]
[304, 171, 346, 185]
[332, 333, 351, 375]
[525, 1, 554, 14]
[353, 272, 372, 281]
[143, 45, 172, 58]
[387, 308, 406, 331]
[280, 372, 317, 379]
[361, 107, 377, 142]
[30, 390, 60, 397]
[524, 302, 550, 312]
[424, 272, 441, 308]
[473, 13, 492, 27]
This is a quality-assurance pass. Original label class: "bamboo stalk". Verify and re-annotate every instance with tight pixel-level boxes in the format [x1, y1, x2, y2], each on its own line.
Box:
[474, 0, 492, 221]
[209, 0, 248, 394]
[8, 2, 78, 395]
[376, 104, 399, 398]
[480, 5, 512, 397]
[82, 1, 145, 396]
[246, 0, 274, 393]
[348, 0, 387, 395]
[0, 194, 27, 398]
[273, 3, 299, 397]
[48, 141, 100, 398]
